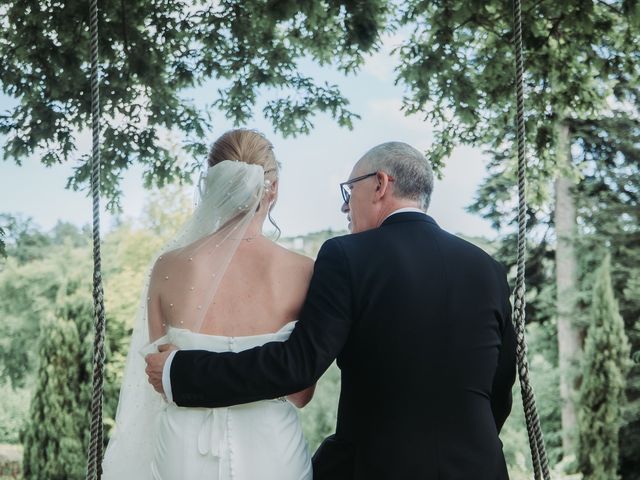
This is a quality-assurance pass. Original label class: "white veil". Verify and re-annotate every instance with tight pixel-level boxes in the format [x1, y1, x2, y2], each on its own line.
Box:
[102, 160, 267, 479]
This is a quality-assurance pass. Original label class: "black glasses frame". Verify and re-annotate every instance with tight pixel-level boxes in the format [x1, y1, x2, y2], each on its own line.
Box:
[339, 172, 378, 204]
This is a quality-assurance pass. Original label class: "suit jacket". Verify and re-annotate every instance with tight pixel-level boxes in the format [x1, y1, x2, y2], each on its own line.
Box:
[171, 212, 517, 479]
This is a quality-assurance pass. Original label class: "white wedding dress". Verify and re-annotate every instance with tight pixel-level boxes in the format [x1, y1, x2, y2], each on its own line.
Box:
[102, 160, 312, 480]
[149, 322, 312, 480]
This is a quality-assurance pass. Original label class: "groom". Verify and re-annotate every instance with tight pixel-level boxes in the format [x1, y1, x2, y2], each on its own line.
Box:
[146, 141, 516, 479]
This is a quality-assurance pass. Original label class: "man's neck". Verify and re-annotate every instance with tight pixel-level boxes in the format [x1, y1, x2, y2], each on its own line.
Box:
[375, 203, 424, 227]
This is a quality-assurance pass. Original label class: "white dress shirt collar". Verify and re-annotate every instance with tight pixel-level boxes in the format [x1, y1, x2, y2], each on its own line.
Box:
[382, 207, 426, 224]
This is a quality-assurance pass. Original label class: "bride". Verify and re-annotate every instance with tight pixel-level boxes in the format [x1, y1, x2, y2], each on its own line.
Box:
[102, 129, 315, 480]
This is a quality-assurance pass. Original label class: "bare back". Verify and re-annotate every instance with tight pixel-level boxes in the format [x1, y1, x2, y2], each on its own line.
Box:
[149, 237, 314, 338]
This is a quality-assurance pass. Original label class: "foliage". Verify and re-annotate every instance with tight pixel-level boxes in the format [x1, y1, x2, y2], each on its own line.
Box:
[399, 0, 640, 344]
[573, 115, 640, 324]
[0, 185, 192, 445]
[0, 226, 5, 259]
[395, 0, 640, 383]
[484, 114, 640, 477]
[0, 381, 30, 444]
[578, 255, 631, 480]
[0, 0, 389, 209]
[280, 228, 349, 257]
[0, 443, 22, 479]
[0, 246, 85, 388]
[19, 230, 110, 479]
[572, 115, 640, 478]
[395, 0, 639, 181]
[500, 321, 563, 476]
[299, 362, 341, 452]
[0, 215, 55, 265]
[21, 316, 89, 480]
[0, 225, 122, 479]
[395, 6, 638, 462]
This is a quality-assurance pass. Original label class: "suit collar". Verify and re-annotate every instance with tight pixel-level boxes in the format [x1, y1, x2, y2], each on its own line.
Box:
[380, 211, 438, 227]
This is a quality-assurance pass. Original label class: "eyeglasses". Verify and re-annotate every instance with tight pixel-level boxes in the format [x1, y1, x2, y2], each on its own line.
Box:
[339, 172, 378, 204]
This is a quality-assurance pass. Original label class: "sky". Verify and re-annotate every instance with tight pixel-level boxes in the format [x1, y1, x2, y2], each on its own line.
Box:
[0, 33, 496, 240]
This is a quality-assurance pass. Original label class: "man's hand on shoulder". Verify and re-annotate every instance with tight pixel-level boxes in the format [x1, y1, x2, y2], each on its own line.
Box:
[145, 343, 178, 395]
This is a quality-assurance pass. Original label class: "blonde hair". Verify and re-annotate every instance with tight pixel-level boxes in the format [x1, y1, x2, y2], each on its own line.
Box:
[208, 129, 279, 184]
[207, 129, 281, 236]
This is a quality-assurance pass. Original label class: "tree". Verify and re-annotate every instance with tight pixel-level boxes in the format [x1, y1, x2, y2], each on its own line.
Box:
[472, 113, 640, 476]
[0, 0, 388, 209]
[0, 220, 91, 387]
[22, 316, 88, 480]
[19, 230, 128, 478]
[0, 214, 53, 264]
[578, 254, 631, 480]
[395, 0, 639, 461]
[0, 189, 197, 470]
[572, 115, 640, 479]
[0, 226, 6, 258]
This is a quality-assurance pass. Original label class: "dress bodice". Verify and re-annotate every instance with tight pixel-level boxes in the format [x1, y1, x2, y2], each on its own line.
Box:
[166, 321, 297, 352]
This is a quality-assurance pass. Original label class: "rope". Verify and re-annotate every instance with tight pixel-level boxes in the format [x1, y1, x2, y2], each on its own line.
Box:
[511, 1, 550, 479]
[86, 0, 106, 477]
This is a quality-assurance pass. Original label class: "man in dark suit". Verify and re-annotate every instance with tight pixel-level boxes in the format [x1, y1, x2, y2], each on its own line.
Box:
[146, 141, 516, 479]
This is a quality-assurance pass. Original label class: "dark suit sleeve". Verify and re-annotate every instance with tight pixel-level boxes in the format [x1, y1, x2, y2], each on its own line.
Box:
[490, 267, 517, 433]
[170, 238, 353, 408]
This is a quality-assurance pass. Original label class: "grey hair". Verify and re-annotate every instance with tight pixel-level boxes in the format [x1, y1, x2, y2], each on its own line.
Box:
[359, 142, 434, 210]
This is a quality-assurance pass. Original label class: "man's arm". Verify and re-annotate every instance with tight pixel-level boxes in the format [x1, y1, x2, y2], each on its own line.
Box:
[170, 238, 353, 408]
[490, 268, 517, 433]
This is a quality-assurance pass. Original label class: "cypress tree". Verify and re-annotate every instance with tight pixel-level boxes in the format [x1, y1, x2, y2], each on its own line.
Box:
[578, 254, 631, 479]
[22, 316, 88, 480]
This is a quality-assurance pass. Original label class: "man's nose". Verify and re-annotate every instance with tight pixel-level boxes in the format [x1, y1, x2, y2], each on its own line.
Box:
[341, 201, 349, 214]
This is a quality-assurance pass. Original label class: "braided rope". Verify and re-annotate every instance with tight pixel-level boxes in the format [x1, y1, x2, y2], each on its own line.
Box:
[512, 1, 550, 479]
[86, 0, 106, 478]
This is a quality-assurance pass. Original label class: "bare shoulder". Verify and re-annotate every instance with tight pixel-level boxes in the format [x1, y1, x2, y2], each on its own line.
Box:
[264, 242, 314, 313]
[149, 249, 179, 282]
[149, 254, 165, 278]
[267, 241, 314, 276]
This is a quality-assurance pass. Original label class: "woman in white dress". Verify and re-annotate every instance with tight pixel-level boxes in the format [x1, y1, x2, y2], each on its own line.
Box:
[102, 129, 315, 480]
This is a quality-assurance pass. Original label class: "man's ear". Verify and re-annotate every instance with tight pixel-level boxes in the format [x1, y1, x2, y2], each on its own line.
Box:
[375, 172, 391, 199]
